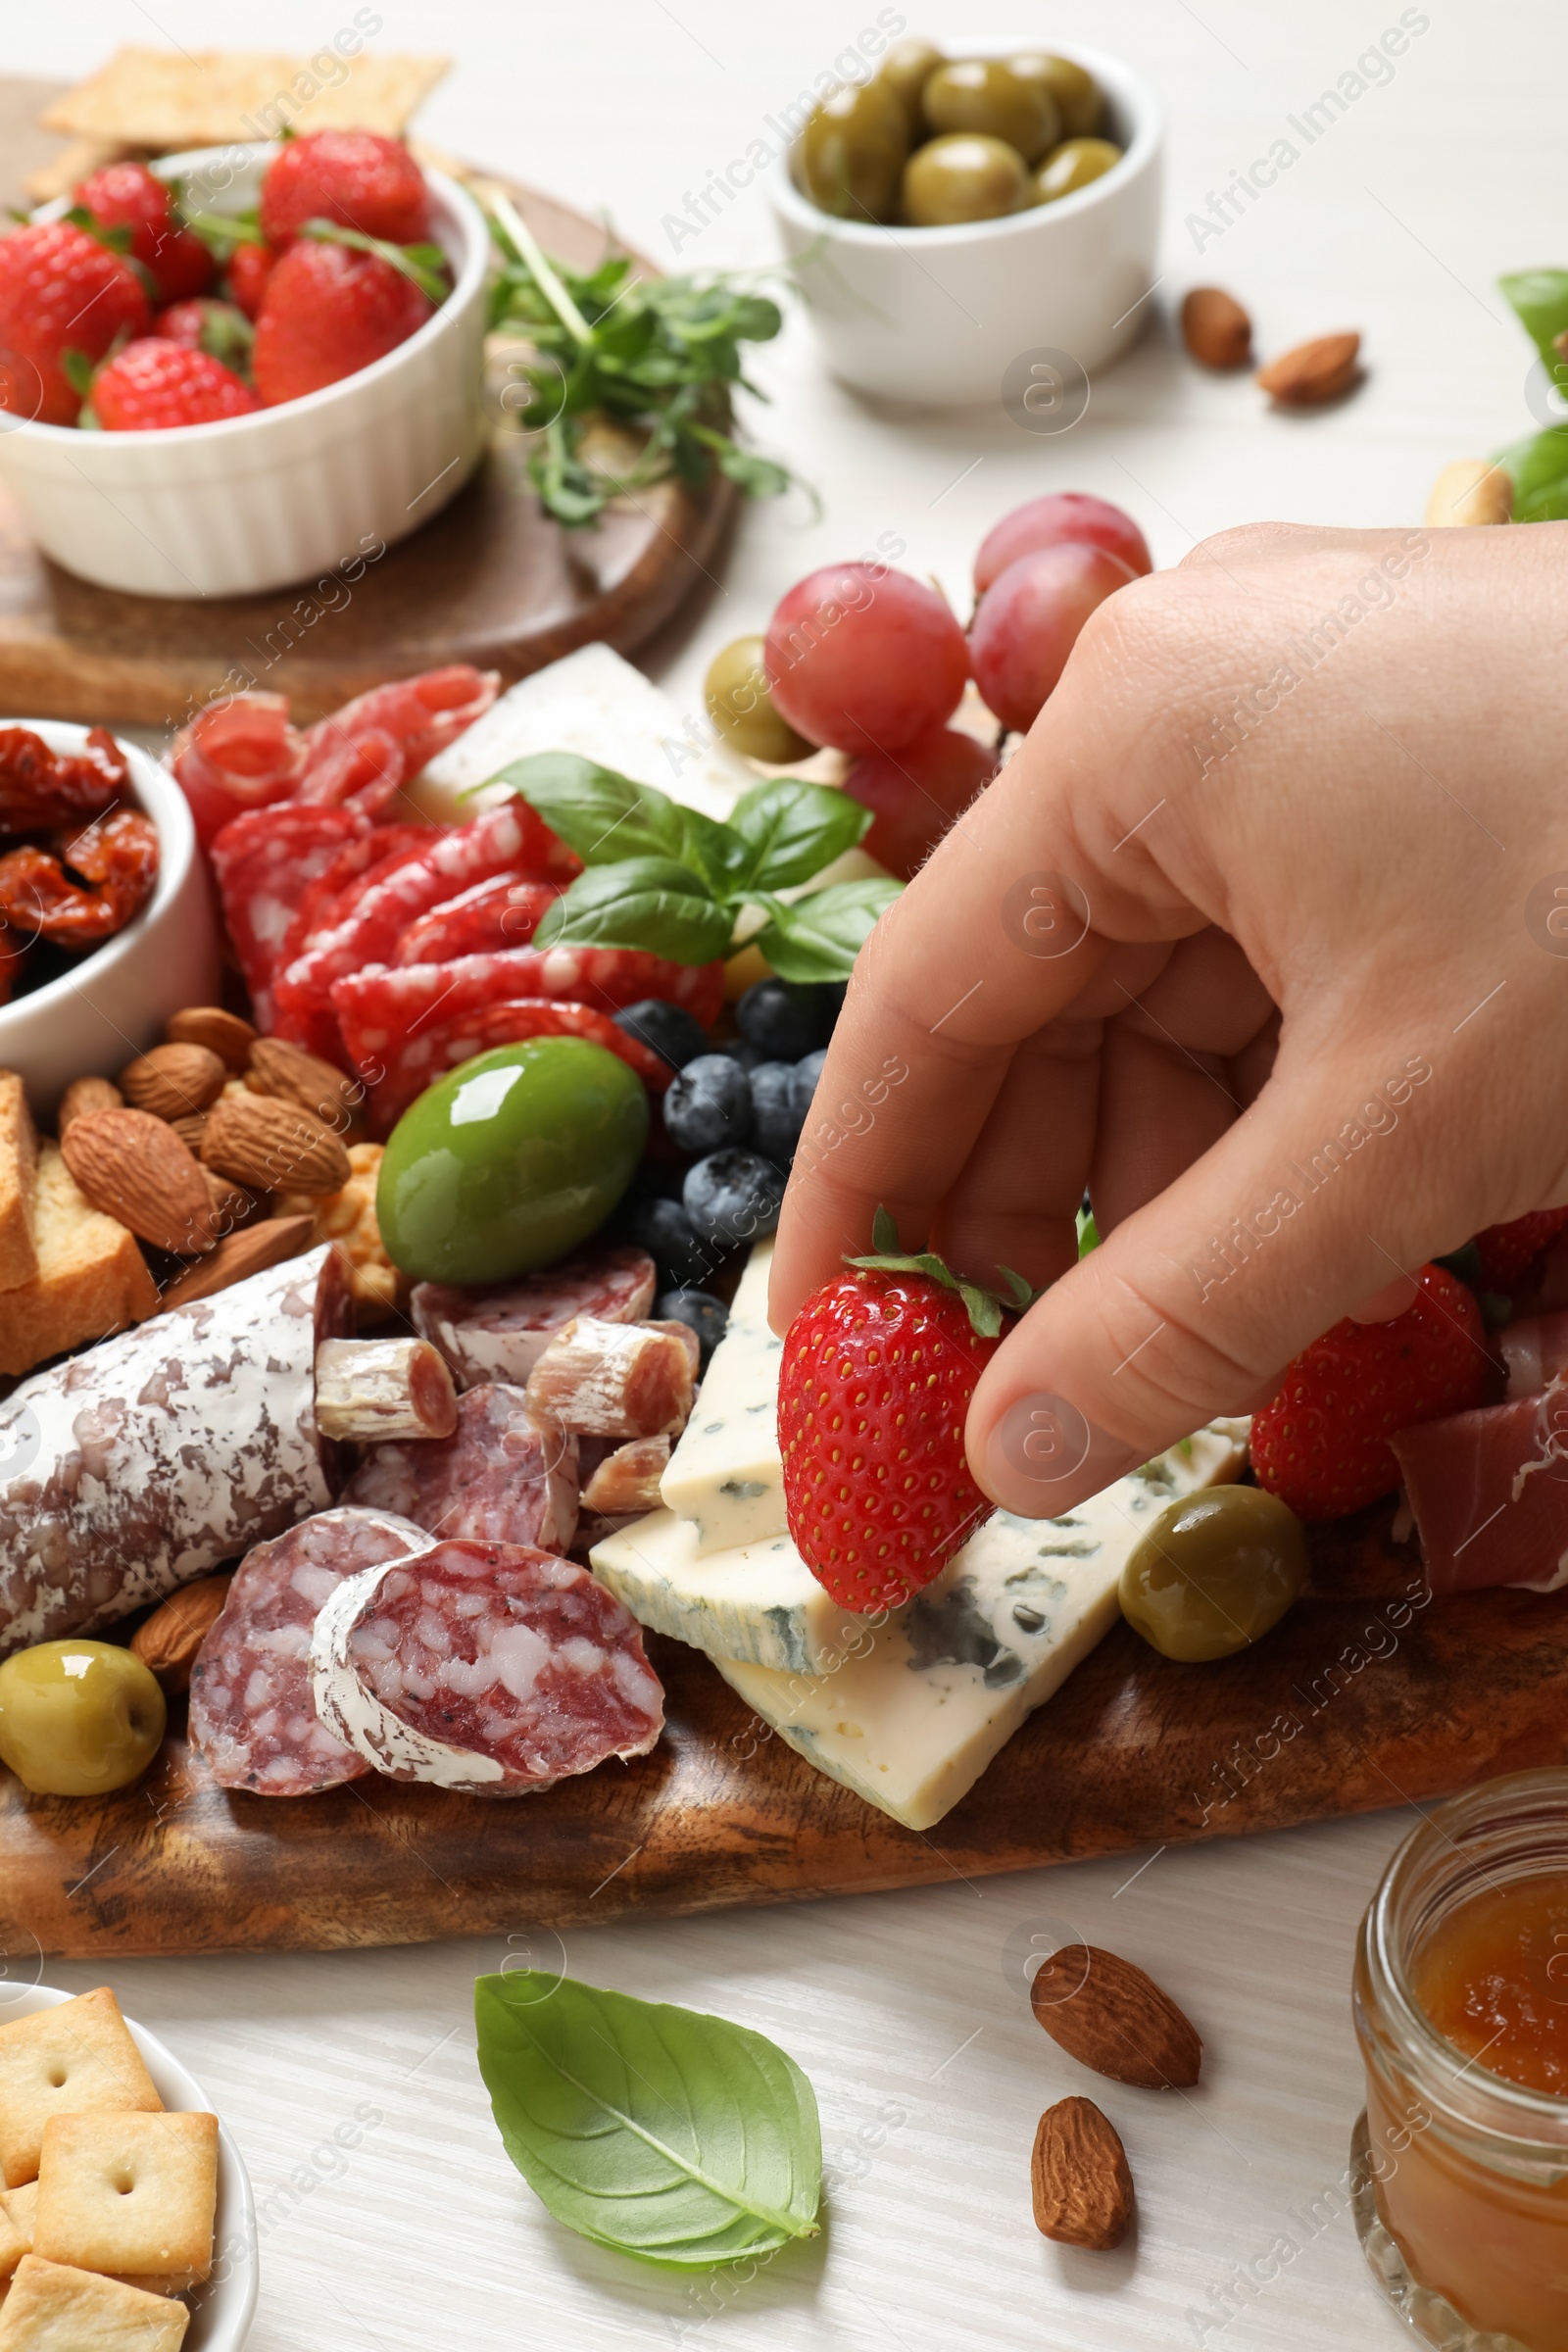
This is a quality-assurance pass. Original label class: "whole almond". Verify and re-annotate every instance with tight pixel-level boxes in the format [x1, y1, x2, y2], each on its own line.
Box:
[202, 1165, 255, 1232]
[1031, 1944, 1202, 2089]
[166, 1005, 258, 1071]
[171, 1112, 208, 1155]
[158, 1213, 315, 1311]
[57, 1074, 122, 1131]
[1032, 2098, 1134, 2250]
[61, 1108, 218, 1255]
[1424, 457, 1513, 528]
[1181, 285, 1251, 369]
[1257, 330, 1361, 407]
[202, 1093, 351, 1197]
[129, 1575, 233, 1692]
[119, 1042, 227, 1121]
[246, 1035, 361, 1128]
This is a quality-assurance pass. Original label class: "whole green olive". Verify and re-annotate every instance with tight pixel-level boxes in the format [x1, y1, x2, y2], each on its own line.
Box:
[794, 78, 909, 221]
[1009, 52, 1102, 139]
[377, 1036, 649, 1286]
[705, 635, 814, 764]
[903, 133, 1027, 228]
[1119, 1485, 1309, 1664]
[921, 59, 1058, 166]
[876, 36, 946, 127]
[0, 1641, 166, 1796]
[1034, 136, 1124, 205]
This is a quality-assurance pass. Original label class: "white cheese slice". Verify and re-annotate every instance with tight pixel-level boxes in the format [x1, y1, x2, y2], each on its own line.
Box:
[657, 1239, 785, 1554]
[708, 1423, 1250, 1832]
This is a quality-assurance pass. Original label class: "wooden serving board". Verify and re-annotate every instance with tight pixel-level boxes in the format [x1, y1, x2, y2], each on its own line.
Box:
[0, 79, 735, 727]
[4, 1515, 1565, 1959]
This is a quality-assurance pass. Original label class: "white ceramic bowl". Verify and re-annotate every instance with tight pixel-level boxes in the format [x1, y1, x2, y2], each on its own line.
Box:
[0, 145, 489, 598]
[0, 721, 219, 1121]
[768, 40, 1163, 408]
[0, 1983, 257, 2350]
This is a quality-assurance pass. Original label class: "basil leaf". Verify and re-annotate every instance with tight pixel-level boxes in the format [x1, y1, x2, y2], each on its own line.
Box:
[727, 778, 872, 893]
[535, 858, 734, 963]
[1495, 423, 1568, 521]
[475, 1970, 821, 2268]
[490, 752, 693, 866]
[1499, 270, 1568, 372]
[754, 876, 902, 983]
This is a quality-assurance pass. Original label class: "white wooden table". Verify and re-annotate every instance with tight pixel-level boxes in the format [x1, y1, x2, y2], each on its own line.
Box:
[5, 1, 1548, 2342]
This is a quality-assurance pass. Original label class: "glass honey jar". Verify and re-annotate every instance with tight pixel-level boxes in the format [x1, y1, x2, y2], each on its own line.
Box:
[1353, 1769, 1568, 2351]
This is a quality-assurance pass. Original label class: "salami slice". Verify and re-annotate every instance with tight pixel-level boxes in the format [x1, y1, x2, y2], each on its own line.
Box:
[0, 1245, 354, 1657]
[366, 999, 673, 1137]
[412, 1245, 656, 1388]
[340, 1383, 579, 1551]
[172, 692, 308, 848]
[189, 1504, 428, 1794]
[299, 666, 502, 797]
[310, 1538, 664, 1795]
[276, 822, 438, 973]
[210, 804, 367, 1025]
[397, 875, 562, 965]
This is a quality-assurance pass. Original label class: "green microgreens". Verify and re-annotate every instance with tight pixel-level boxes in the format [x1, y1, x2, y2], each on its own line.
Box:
[175, 203, 267, 258]
[845, 1206, 1044, 1342]
[300, 218, 451, 306]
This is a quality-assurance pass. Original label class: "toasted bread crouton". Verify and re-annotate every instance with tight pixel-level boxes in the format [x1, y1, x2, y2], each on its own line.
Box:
[0, 1148, 156, 1379]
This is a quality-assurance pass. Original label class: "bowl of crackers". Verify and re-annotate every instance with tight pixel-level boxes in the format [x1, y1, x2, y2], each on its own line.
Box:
[0, 1983, 257, 2350]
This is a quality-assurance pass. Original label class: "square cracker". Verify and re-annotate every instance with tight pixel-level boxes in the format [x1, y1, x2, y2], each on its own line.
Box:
[0, 2257, 186, 2350]
[42, 48, 449, 145]
[0, 2186, 36, 2267]
[0, 1995, 161, 2190]
[35, 2113, 216, 2288]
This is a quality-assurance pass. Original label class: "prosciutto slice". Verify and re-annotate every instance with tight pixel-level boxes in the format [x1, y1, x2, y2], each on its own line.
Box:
[1392, 1384, 1568, 1592]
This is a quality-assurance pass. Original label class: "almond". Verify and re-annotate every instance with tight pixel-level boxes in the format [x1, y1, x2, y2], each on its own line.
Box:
[1181, 285, 1251, 369]
[165, 1004, 258, 1071]
[129, 1575, 233, 1692]
[202, 1092, 351, 1197]
[60, 1108, 219, 1256]
[171, 1112, 208, 1155]
[119, 1042, 227, 1122]
[246, 1035, 361, 1128]
[202, 1164, 255, 1231]
[1031, 1943, 1201, 2088]
[1031, 2098, 1134, 2250]
[1424, 457, 1513, 528]
[57, 1074, 122, 1131]
[158, 1213, 316, 1311]
[1256, 330, 1361, 407]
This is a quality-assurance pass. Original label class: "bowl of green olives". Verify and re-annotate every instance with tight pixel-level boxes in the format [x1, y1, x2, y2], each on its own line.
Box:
[770, 36, 1161, 407]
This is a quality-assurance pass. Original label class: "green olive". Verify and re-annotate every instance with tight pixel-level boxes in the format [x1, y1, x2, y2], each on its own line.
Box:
[794, 78, 909, 221]
[1119, 1486, 1308, 1664]
[921, 59, 1058, 166]
[0, 1642, 166, 1796]
[705, 635, 813, 763]
[876, 36, 946, 128]
[377, 1037, 649, 1286]
[1033, 136, 1124, 204]
[903, 134, 1027, 228]
[1009, 52, 1102, 139]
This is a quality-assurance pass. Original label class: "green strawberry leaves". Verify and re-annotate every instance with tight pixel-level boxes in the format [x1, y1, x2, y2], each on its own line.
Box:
[847, 1206, 1045, 1340]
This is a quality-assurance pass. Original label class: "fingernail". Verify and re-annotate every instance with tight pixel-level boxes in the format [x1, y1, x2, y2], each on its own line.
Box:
[981, 1391, 1137, 1515]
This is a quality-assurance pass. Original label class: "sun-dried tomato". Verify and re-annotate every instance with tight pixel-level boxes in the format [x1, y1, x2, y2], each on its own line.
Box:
[0, 809, 160, 946]
[0, 726, 129, 833]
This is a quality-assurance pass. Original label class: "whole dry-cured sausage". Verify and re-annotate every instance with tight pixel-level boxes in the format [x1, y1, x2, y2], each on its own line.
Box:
[341, 1383, 579, 1553]
[189, 1504, 428, 1794]
[310, 1537, 665, 1795]
[411, 1244, 656, 1388]
[0, 1244, 354, 1658]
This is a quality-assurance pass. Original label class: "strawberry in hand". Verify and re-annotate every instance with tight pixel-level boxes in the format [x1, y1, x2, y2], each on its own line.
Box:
[779, 1209, 1034, 1612]
[1250, 1262, 1488, 1521]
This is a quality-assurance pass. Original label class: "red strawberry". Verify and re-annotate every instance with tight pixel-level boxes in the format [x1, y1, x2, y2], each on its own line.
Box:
[1471, 1207, 1568, 1293]
[91, 340, 259, 431]
[0, 220, 150, 425]
[260, 130, 431, 249]
[226, 242, 276, 320]
[779, 1228, 1013, 1610]
[251, 242, 431, 406]
[74, 160, 214, 304]
[1250, 1264, 1488, 1520]
[152, 298, 254, 376]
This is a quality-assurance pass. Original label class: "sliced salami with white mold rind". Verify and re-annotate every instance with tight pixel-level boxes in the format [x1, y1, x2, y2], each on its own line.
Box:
[339, 1383, 578, 1553]
[410, 1245, 656, 1390]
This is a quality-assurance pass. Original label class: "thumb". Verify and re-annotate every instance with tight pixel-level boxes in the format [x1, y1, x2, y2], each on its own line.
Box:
[967, 1044, 1453, 1515]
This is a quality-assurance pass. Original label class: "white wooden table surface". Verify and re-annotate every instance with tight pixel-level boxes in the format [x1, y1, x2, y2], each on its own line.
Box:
[5, 1, 1552, 2344]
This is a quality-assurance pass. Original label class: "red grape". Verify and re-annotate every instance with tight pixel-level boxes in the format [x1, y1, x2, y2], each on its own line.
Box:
[972, 492, 1151, 596]
[970, 543, 1137, 734]
[764, 564, 969, 754]
[843, 723, 999, 881]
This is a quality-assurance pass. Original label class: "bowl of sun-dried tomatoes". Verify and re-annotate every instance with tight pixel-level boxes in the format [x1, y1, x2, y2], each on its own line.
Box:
[0, 721, 219, 1116]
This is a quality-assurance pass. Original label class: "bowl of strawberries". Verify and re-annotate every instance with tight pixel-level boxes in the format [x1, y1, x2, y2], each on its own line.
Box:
[0, 130, 489, 599]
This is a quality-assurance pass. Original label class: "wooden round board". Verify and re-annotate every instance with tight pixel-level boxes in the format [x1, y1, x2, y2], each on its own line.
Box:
[0, 78, 736, 727]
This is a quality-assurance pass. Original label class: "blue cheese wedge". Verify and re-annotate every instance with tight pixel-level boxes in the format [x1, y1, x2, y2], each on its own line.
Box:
[591, 1510, 866, 1675]
[657, 1240, 785, 1554]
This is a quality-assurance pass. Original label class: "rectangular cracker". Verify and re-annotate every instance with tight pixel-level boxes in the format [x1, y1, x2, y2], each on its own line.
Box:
[0, 1075, 38, 1295]
[21, 139, 141, 207]
[0, 2256, 187, 2350]
[0, 2187, 35, 2267]
[0, 1995, 161, 2191]
[35, 2114, 216, 2288]
[0, 1147, 157, 1381]
[42, 48, 449, 145]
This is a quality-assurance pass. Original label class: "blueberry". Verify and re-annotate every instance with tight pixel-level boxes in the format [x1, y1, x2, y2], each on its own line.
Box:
[790, 1047, 829, 1128]
[627, 1197, 720, 1288]
[613, 999, 711, 1070]
[662, 1054, 755, 1154]
[737, 978, 840, 1061]
[683, 1151, 787, 1250]
[750, 1060, 802, 1164]
[712, 1040, 765, 1072]
[655, 1287, 729, 1367]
